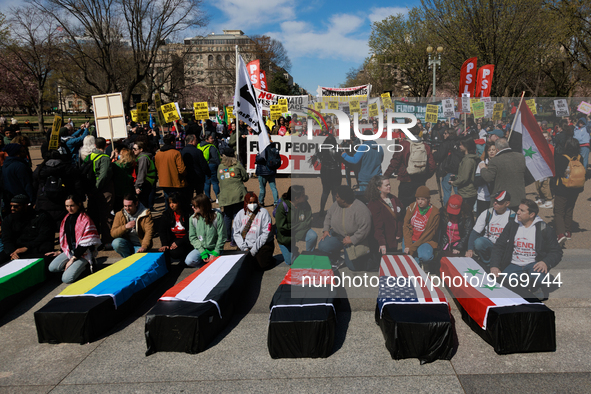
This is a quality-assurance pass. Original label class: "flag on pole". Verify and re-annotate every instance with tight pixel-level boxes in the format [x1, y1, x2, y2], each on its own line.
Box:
[513, 100, 555, 181]
[234, 55, 270, 152]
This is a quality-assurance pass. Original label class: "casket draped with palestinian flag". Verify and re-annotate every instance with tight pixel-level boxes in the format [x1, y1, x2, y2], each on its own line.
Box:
[268, 254, 336, 359]
[440, 257, 556, 354]
[0, 258, 46, 316]
[375, 255, 454, 364]
[145, 252, 249, 355]
[34, 253, 167, 344]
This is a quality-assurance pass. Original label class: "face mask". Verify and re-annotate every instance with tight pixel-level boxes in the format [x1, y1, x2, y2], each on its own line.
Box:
[247, 203, 257, 211]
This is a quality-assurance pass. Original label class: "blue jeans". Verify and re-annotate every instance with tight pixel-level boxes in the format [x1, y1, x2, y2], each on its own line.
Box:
[580, 146, 589, 171]
[401, 239, 434, 265]
[502, 262, 548, 291]
[223, 202, 243, 242]
[258, 175, 278, 205]
[473, 237, 494, 265]
[279, 228, 318, 265]
[442, 173, 458, 207]
[185, 249, 205, 267]
[112, 238, 141, 258]
[317, 231, 366, 270]
[48, 253, 89, 284]
[204, 163, 220, 200]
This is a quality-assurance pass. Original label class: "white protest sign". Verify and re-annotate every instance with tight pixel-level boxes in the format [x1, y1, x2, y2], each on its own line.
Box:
[554, 99, 569, 117]
[92, 93, 127, 140]
[442, 99, 455, 118]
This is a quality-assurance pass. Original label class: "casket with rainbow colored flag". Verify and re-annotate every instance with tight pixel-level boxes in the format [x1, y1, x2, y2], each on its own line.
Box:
[0, 258, 46, 316]
[440, 257, 556, 354]
[376, 255, 454, 364]
[34, 253, 167, 344]
[268, 254, 336, 359]
[145, 252, 249, 355]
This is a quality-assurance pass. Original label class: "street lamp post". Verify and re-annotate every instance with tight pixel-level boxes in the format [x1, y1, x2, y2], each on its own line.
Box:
[427, 46, 443, 98]
[57, 85, 63, 120]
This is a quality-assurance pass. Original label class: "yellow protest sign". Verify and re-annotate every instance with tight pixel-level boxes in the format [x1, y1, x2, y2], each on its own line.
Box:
[314, 102, 325, 111]
[278, 98, 288, 113]
[492, 103, 504, 120]
[368, 102, 379, 117]
[425, 104, 439, 123]
[227, 105, 235, 119]
[161, 103, 180, 123]
[328, 101, 339, 110]
[48, 115, 62, 150]
[154, 93, 165, 125]
[349, 100, 361, 114]
[381, 93, 392, 109]
[136, 102, 149, 122]
[322, 97, 330, 103]
[472, 101, 485, 119]
[193, 102, 209, 120]
[130, 109, 138, 122]
[270, 104, 282, 120]
[526, 99, 537, 115]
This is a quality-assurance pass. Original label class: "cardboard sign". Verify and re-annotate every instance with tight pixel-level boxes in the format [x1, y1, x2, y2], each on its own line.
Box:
[48, 115, 62, 150]
[553, 99, 569, 117]
[278, 98, 288, 113]
[349, 100, 360, 113]
[442, 99, 455, 118]
[154, 93, 165, 125]
[161, 103, 180, 123]
[461, 93, 471, 114]
[484, 101, 495, 119]
[381, 93, 392, 109]
[227, 105, 235, 119]
[472, 101, 485, 119]
[526, 99, 537, 115]
[577, 101, 591, 115]
[194, 102, 209, 120]
[270, 104, 282, 120]
[314, 102, 325, 111]
[425, 104, 439, 123]
[130, 109, 138, 122]
[492, 103, 504, 120]
[136, 102, 149, 122]
[92, 92, 127, 140]
[368, 102, 379, 117]
[328, 101, 339, 110]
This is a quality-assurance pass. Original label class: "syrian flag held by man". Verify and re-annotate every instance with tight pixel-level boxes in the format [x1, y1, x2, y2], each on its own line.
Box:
[234, 55, 270, 152]
[513, 101, 555, 181]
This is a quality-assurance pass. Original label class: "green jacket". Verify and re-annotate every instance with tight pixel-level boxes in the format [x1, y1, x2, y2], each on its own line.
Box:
[453, 153, 479, 199]
[86, 149, 112, 190]
[217, 155, 248, 207]
[189, 210, 225, 256]
[276, 199, 313, 246]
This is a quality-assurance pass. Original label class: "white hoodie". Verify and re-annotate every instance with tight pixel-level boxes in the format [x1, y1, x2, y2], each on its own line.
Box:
[232, 207, 272, 256]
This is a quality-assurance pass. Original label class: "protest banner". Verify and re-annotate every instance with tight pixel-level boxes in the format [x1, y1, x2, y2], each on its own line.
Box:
[394, 100, 444, 121]
[318, 84, 371, 100]
[577, 101, 591, 115]
[254, 88, 309, 112]
[492, 103, 504, 120]
[194, 102, 209, 120]
[472, 101, 485, 119]
[553, 99, 569, 117]
[92, 92, 127, 140]
[246, 60, 262, 89]
[442, 99, 455, 118]
[270, 105, 282, 120]
[526, 99, 537, 115]
[425, 104, 439, 123]
[474, 65, 494, 97]
[48, 115, 62, 150]
[381, 92, 392, 110]
[161, 103, 181, 123]
[459, 57, 477, 96]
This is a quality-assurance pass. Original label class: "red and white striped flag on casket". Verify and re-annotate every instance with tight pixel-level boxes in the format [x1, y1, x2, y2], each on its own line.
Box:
[440, 257, 542, 329]
[378, 255, 448, 316]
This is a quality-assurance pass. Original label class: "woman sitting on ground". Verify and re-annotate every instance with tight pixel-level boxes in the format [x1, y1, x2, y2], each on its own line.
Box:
[275, 185, 317, 265]
[185, 194, 226, 268]
[438, 194, 474, 260]
[366, 175, 403, 254]
[47, 194, 102, 283]
[158, 192, 192, 265]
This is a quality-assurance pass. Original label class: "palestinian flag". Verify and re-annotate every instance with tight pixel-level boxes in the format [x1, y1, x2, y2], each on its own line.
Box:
[145, 252, 250, 355]
[268, 254, 337, 359]
[440, 257, 555, 354]
[0, 258, 45, 312]
[376, 255, 453, 364]
[35, 253, 167, 344]
[513, 101, 555, 181]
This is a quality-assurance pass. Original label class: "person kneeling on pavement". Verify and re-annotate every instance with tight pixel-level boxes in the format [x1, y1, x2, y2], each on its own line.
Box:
[437, 194, 473, 264]
[110, 193, 154, 258]
[185, 194, 226, 267]
[233, 192, 275, 270]
[466, 190, 515, 267]
[318, 185, 373, 271]
[402, 186, 439, 268]
[159, 192, 193, 265]
[490, 198, 562, 299]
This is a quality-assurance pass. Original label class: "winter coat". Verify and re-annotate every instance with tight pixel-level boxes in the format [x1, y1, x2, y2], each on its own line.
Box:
[341, 140, 384, 187]
[33, 158, 82, 215]
[276, 199, 313, 246]
[110, 206, 154, 250]
[2, 156, 34, 201]
[154, 144, 186, 188]
[438, 211, 474, 252]
[159, 208, 191, 249]
[180, 144, 210, 186]
[480, 148, 527, 208]
[188, 210, 225, 256]
[217, 155, 248, 207]
[368, 195, 404, 251]
[452, 153, 480, 198]
[403, 202, 440, 255]
[384, 139, 436, 182]
[1, 209, 55, 255]
[233, 207, 272, 256]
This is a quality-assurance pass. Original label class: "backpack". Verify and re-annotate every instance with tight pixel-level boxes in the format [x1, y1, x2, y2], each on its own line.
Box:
[217, 138, 233, 156]
[80, 153, 109, 191]
[42, 175, 65, 201]
[560, 154, 585, 188]
[272, 198, 289, 218]
[441, 145, 464, 175]
[406, 141, 428, 175]
[264, 143, 282, 171]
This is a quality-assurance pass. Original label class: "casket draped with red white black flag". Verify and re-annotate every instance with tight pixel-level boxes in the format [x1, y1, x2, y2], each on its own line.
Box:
[376, 255, 454, 364]
[440, 257, 556, 354]
[145, 252, 249, 355]
[268, 254, 337, 359]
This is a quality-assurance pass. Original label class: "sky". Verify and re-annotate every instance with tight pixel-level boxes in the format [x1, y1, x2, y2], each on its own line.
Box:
[0, 0, 417, 94]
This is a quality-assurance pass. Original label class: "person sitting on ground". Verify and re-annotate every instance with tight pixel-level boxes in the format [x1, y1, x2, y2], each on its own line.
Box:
[276, 185, 317, 265]
[467, 190, 515, 267]
[402, 186, 440, 267]
[0, 194, 55, 265]
[46, 195, 102, 283]
[318, 185, 373, 271]
[233, 191, 275, 270]
[185, 194, 225, 267]
[110, 193, 154, 258]
[490, 198, 563, 299]
[217, 149, 248, 246]
[366, 175, 403, 254]
[158, 192, 192, 265]
[438, 194, 474, 260]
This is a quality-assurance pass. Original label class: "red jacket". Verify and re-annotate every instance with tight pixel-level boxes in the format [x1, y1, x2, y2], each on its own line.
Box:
[384, 140, 436, 182]
[368, 196, 404, 250]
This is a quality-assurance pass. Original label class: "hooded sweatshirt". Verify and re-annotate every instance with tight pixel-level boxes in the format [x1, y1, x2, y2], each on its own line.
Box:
[574, 117, 589, 147]
[233, 207, 272, 256]
[453, 153, 480, 198]
[341, 140, 384, 187]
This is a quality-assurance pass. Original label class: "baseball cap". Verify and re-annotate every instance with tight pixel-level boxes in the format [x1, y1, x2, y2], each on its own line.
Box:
[488, 129, 504, 138]
[447, 194, 463, 215]
[493, 190, 511, 204]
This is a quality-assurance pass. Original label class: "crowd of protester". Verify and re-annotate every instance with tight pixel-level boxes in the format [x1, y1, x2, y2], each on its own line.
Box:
[0, 108, 588, 300]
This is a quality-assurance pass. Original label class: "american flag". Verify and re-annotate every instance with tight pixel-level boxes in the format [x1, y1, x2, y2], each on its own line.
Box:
[378, 255, 447, 313]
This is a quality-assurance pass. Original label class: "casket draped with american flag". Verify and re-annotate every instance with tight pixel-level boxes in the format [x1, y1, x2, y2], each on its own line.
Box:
[35, 253, 167, 344]
[268, 254, 337, 359]
[145, 252, 249, 355]
[0, 258, 45, 316]
[376, 255, 454, 364]
[441, 257, 556, 354]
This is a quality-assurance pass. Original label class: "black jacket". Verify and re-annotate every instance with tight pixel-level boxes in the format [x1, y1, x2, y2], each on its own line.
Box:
[159, 209, 191, 249]
[438, 212, 474, 252]
[33, 159, 82, 210]
[1, 209, 55, 255]
[180, 144, 210, 183]
[491, 219, 563, 271]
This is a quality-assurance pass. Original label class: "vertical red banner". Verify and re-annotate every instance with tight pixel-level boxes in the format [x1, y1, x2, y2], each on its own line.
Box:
[246, 60, 261, 89]
[474, 65, 495, 97]
[260, 71, 267, 91]
[458, 57, 478, 97]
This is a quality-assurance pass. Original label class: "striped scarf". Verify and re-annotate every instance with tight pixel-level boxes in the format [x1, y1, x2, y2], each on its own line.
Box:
[59, 213, 102, 262]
